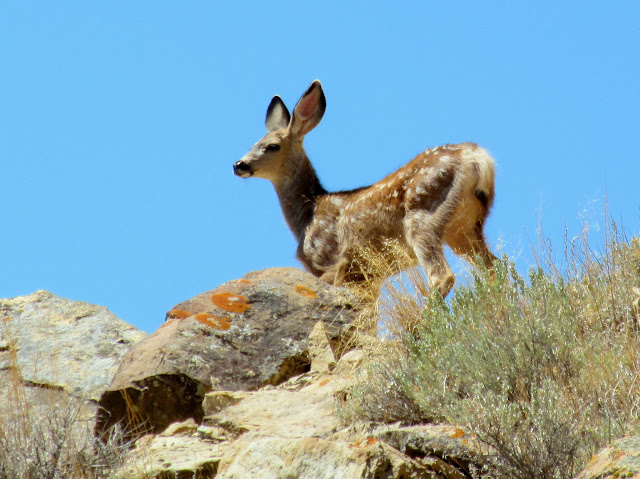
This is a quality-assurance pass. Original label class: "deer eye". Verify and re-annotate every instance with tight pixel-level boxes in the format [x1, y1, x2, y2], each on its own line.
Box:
[265, 144, 281, 153]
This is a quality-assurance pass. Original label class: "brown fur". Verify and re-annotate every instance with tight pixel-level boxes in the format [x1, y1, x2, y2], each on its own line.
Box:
[234, 81, 497, 299]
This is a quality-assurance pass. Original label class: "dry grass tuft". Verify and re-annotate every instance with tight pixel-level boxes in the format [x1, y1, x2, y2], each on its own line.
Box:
[0, 324, 131, 479]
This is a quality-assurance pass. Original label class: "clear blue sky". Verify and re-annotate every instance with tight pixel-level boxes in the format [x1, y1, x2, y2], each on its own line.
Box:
[2, 2, 638, 333]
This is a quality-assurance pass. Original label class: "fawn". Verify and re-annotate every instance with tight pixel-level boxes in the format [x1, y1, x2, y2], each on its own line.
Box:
[234, 80, 497, 300]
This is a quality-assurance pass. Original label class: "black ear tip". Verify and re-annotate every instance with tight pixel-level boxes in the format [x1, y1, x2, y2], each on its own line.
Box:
[269, 95, 283, 106]
[267, 95, 288, 117]
[315, 81, 326, 111]
[304, 80, 323, 96]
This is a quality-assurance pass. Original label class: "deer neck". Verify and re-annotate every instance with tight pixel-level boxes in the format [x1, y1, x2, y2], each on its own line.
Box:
[273, 152, 327, 243]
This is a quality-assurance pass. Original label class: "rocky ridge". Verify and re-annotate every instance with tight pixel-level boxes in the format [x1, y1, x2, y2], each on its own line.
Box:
[1, 270, 637, 478]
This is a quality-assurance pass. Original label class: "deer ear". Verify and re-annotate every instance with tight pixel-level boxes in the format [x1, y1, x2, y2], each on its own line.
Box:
[290, 80, 326, 137]
[265, 96, 291, 132]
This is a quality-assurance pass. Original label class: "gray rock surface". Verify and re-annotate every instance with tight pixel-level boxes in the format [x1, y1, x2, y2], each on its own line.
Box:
[0, 290, 147, 468]
[0, 290, 146, 401]
[96, 267, 360, 438]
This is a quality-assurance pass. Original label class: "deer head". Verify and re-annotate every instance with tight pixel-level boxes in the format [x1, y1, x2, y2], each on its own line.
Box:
[233, 80, 326, 186]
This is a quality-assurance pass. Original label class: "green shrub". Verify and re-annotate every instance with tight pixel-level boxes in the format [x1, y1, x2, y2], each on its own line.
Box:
[342, 229, 640, 479]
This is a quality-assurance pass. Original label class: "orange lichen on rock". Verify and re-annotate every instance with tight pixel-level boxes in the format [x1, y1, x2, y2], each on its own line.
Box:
[318, 378, 330, 387]
[231, 279, 251, 284]
[294, 285, 318, 298]
[211, 292, 250, 313]
[349, 437, 379, 448]
[193, 313, 231, 331]
[166, 309, 192, 320]
[450, 428, 465, 439]
[3, 316, 10, 322]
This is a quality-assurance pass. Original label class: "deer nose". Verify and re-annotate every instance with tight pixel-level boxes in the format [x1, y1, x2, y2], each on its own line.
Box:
[233, 160, 252, 177]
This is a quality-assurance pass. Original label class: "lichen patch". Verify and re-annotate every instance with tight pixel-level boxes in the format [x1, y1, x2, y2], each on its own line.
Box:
[166, 309, 191, 320]
[211, 292, 251, 313]
[193, 313, 231, 331]
[294, 285, 318, 299]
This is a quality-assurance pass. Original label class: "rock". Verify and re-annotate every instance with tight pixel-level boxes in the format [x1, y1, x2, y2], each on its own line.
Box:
[308, 321, 337, 373]
[335, 348, 365, 374]
[372, 424, 492, 478]
[115, 364, 491, 478]
[216, 434, 426, 479]
[202, 391, 248, 415]
[160, 418, 199, 437]
[0, 290, 146, 402]
[96, 267, 359, 438]
[113, 433, 226, 479]
[575, 435, 640, 479]
[203, 372, 353, 439]
[0, 291, 147, 470]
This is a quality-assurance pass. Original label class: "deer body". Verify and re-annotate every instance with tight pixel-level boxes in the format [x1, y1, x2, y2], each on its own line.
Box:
[234, 81, 496, 298]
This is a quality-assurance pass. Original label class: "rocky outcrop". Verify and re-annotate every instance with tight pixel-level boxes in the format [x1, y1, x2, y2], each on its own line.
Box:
[96, 267, 360, 439]
[3, 280, 629, 478]
[113, 338, 491, 479]
[0, 290, 146, 403]
[0, 290, 147, 461]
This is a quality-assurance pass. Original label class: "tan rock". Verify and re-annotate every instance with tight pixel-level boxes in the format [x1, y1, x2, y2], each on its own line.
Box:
[308, 321, 337, 373]
[575, 435, 640, 479]
[335, 348, 365, 374]
[205, 372, 352, 439]
[216, 434, 428, 479]
[115, 371, 489, 479]
[113, 433, 226, 479]
[202, 390, 248, 415]
[160, 418, 198, 437]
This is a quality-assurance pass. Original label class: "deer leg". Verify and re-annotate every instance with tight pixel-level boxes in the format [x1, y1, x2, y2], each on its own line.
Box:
[319, 256, 349, 286]
[446, 225, 497, 269]
[405, 210, 455, 299]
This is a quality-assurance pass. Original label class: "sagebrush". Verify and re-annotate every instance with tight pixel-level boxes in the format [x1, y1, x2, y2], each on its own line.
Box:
[342, 226, 640, 479]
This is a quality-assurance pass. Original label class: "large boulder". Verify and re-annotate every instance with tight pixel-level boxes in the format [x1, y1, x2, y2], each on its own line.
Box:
[96, 267, 360, 439]
[0, 290, 147, 469]
[0, 290, 146, 404]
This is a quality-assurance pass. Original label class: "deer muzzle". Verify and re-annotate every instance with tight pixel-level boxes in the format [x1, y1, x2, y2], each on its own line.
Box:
[233, 160, 253, 178]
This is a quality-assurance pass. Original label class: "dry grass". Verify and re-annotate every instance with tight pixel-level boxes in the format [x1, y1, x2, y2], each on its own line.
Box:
[0, 324, 130, 479]
[340, 222, 640, 479]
